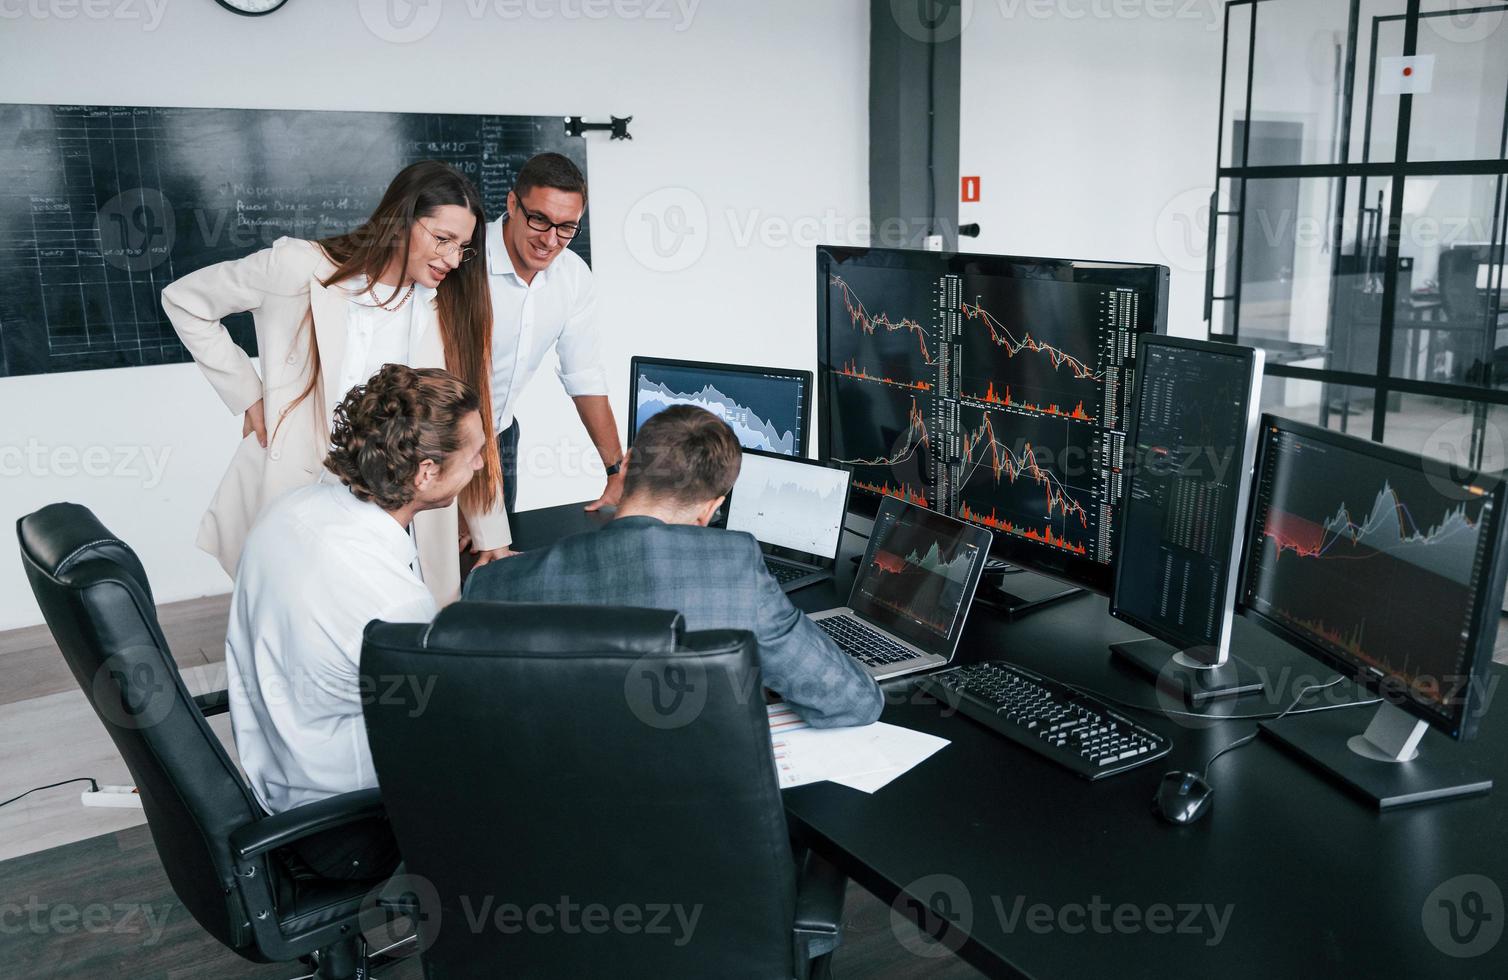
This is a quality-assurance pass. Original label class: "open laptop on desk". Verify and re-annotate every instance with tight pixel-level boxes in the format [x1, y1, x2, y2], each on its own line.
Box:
[809, 496, 992, 680]
[726, 451, 852, 593]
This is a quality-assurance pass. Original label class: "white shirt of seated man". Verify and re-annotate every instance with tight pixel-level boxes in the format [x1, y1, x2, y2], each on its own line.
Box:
[226, 369, 489, 814]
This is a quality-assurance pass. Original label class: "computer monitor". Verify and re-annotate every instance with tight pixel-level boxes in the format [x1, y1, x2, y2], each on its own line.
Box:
[1108, 337, 1266, 703]
[816, 245, 1169, 597]
[1243, 417, 1508, 807]
[628, 356, 812, 457]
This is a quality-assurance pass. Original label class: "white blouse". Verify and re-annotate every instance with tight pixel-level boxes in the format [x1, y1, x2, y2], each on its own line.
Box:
[334, 275, 434, 408]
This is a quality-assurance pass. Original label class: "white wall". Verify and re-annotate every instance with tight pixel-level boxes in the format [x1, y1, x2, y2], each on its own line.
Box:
[957, 0, 1227, 339]
[0, 0, 871, 629]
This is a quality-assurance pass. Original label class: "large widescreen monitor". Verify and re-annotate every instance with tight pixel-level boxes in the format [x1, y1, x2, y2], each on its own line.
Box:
[816, 245, 1169, 594]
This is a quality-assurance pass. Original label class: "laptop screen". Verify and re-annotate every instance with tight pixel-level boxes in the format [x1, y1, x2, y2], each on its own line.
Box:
[849, 498, 992, 655]
[725, 452, 851, 563]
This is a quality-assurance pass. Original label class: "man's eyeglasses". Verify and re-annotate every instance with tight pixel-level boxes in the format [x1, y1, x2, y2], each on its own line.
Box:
[515, 201, 582, 241]
[417, 221, 477, 262]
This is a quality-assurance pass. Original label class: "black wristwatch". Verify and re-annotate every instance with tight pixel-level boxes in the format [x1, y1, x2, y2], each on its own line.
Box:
[604, 459, 623, 477]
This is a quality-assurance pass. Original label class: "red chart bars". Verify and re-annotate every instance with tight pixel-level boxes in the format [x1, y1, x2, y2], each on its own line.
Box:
[820, 248, 1153, 592]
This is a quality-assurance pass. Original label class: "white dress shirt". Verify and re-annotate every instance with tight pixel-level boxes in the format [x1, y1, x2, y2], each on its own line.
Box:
[486, 216, 608, 430]
[226, 482, 438, 814]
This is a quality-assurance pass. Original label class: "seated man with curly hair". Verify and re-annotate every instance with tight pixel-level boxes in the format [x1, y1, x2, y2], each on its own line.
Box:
[225, 363, 488, 880]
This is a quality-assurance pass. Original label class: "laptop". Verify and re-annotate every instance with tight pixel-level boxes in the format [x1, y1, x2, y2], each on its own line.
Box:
[810, 496, 993, 680]
[726, 451, 852, 593]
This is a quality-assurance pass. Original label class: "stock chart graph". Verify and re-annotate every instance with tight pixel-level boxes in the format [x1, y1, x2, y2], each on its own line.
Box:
[957, 275, 1107, 424]
[1244, 426, 1494, 707]
[827, 378, 936, 508]
[955, 407, 1096, 556]
[725, 453, 849, 558]
[827, 267, 941, 392]
[858, 521, 983, 638]
[633, 361, 807, 456]
[819, 247, 1161, 592]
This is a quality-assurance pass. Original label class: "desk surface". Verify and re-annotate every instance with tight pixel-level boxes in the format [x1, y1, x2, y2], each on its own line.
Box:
[508, 502, 1508, 978]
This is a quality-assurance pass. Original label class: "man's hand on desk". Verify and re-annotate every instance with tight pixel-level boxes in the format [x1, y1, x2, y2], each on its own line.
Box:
[584, 470, 625, 512]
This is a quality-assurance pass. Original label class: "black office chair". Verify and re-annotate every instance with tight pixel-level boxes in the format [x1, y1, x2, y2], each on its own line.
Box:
[361, 601, 846, 979]
[17, 503, 409, 979]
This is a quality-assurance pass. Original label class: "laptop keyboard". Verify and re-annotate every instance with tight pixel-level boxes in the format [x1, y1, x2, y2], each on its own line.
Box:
[765, 559, 807, 584]
[816, 615, 924, 669]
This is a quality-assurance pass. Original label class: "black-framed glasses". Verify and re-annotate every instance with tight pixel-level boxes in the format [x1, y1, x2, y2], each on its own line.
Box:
[514, 200, 582, 240]
[417, 221, 477, 262]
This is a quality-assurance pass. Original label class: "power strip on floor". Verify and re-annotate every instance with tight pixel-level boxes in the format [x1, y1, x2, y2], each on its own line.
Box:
[81, 785, 142, 808]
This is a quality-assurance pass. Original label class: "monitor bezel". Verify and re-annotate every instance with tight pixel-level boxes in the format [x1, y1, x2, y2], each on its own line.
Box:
[1237, 414, 1508, 741]
[724, 448, 854, 568]
[1107, 336, 1265, 664]
[627, 355, 814, 457]
[816, 244, 1171, 596]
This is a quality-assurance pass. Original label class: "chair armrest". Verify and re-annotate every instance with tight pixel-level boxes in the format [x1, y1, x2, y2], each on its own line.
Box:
[793, 849, 846, 958]
[193, 689, 230, 717]
[228, 788, 385, 861]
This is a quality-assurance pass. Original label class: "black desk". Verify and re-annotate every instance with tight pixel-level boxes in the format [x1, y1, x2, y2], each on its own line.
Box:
[508, 502, 1508, 977]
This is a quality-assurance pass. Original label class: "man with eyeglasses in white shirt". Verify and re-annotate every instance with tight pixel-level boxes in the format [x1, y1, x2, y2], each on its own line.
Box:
[481, 152, 625, 540]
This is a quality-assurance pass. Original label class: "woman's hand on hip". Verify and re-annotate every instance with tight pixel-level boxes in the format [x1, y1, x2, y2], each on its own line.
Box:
[242, 398, 268, 448]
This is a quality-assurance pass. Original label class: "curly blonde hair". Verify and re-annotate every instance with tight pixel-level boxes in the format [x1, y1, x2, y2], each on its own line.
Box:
[324, 364, 480, 511]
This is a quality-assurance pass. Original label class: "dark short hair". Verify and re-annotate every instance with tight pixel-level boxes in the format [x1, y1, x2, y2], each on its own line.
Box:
[324, 364, 481, 511]
[513, 152, 587, 205]
[622, 406, 742, 508]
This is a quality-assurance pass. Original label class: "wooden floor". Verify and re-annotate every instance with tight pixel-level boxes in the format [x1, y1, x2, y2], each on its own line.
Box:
[0, 595, 239, 862]
[0, 823, 986, 979]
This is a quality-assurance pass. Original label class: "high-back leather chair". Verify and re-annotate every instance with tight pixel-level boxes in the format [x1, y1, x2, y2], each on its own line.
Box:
[17, 503, 404, 979]
[361, 601, 844, 979]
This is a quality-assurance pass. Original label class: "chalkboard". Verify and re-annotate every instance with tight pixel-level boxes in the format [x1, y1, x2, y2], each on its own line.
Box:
[0, 104, 591, 378]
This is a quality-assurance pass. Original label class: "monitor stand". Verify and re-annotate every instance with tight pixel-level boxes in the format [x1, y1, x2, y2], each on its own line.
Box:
[972, 569, 1082, 620]
[1109, 638, 1266, 705]
[1261, 701, 1493, 809]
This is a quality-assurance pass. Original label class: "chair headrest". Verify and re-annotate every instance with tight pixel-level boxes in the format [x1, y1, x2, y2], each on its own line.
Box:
[415, 601, 686, 657]
[17, 503, 150, 591]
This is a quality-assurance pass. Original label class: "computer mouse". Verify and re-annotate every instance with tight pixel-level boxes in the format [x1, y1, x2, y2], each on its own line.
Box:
[1153, 770, 1213, 825]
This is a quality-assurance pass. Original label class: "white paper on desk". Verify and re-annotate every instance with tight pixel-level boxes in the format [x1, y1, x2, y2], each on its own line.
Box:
[767, 703, 949, 792]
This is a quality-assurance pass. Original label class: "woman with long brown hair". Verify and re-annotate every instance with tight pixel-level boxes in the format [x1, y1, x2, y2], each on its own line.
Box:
[162, 160, 510, 604]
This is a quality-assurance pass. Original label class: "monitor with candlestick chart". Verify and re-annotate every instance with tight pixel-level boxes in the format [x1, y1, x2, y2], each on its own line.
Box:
[816, 246, 1169, 595]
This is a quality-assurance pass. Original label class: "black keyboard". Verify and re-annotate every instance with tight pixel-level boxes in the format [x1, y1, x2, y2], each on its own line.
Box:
[765, 560, 808, 584]
[816, 615, 924, 670]
[917, 661, 1172, 780]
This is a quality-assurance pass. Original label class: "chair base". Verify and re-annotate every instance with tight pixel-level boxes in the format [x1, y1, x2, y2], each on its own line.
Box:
[289, 933, 416, 980]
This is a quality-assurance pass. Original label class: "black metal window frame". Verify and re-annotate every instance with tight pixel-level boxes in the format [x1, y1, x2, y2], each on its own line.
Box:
[1209, 0, 1508, 454]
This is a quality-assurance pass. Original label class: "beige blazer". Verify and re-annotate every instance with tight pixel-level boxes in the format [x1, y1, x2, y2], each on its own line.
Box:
[161, 236, 510, 605]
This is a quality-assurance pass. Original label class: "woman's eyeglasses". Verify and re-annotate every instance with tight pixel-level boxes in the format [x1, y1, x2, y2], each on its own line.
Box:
[417, 221, 477, 262]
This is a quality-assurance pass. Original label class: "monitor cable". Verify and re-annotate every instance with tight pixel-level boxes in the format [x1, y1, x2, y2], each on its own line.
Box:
[1196, 675, 1349, 777]
[1054, 672, 1377, 725]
